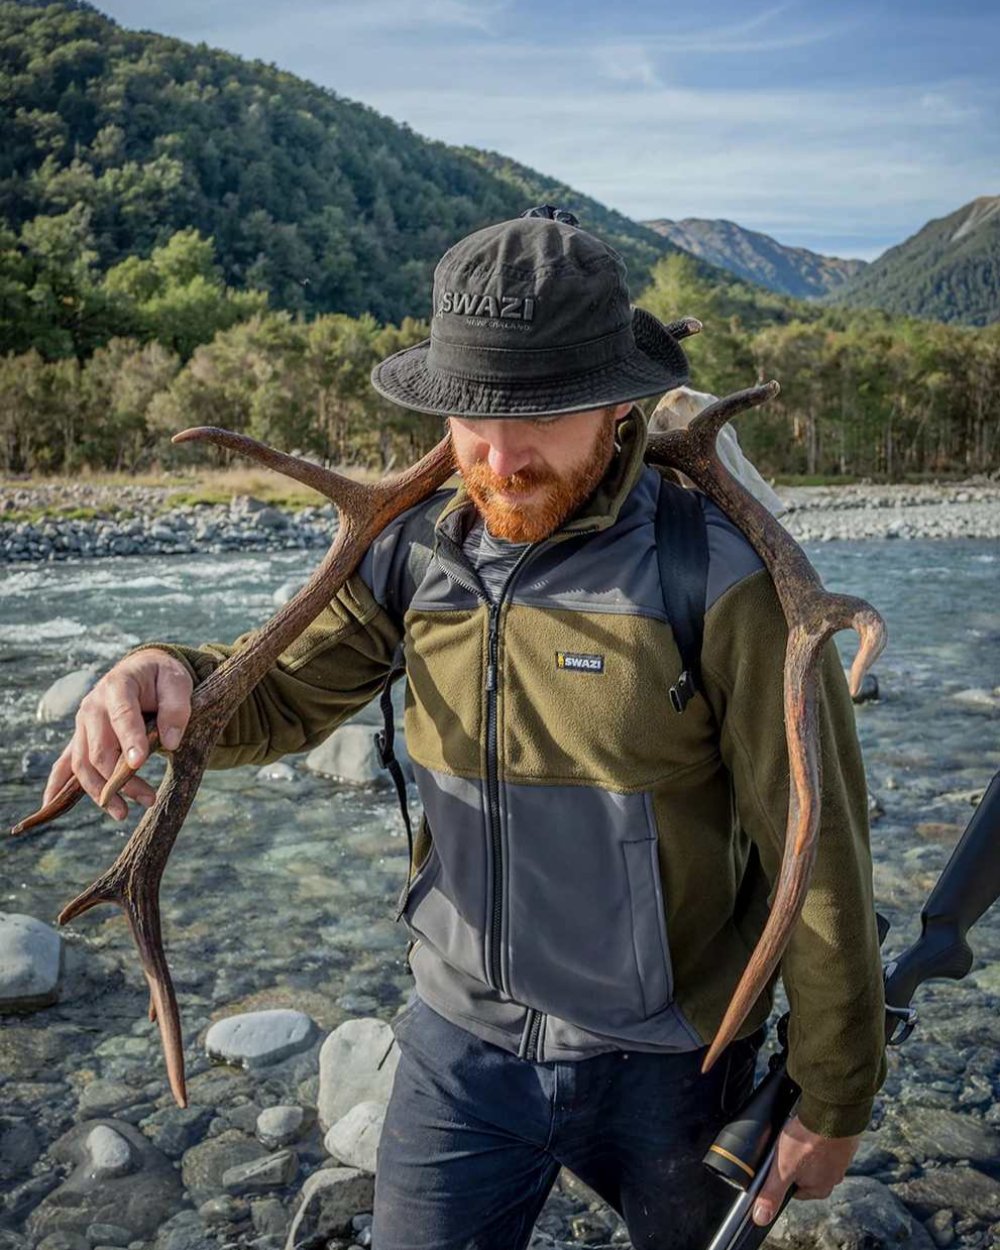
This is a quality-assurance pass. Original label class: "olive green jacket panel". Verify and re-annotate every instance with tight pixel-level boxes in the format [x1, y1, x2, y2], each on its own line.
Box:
[698, 567, 887, 1136]
[142, 574, 401, 769]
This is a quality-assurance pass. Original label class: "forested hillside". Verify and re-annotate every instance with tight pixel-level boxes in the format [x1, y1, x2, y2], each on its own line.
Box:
[0, 0, 674, 337]
[834, 197, 1000, 326]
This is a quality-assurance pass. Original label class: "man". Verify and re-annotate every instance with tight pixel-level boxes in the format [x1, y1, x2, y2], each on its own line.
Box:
[45, 211, 886, 1249]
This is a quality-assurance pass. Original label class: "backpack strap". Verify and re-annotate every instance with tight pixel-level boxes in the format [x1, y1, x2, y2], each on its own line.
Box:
[654, 474, 709, 713]
[372, 644, 415, 917]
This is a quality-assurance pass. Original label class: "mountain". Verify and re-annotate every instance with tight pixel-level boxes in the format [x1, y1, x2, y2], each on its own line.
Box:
[0, 0, 682, 325]
[831, 197, 1000, 326]
[642, 217, 867, 299]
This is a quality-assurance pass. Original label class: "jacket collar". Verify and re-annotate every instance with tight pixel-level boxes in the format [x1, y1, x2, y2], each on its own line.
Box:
[435, 407, 650, 546]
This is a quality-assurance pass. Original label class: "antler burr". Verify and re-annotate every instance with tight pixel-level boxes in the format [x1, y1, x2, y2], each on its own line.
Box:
[645, 380, 887, 1071]
[12, 431, 454, 1105]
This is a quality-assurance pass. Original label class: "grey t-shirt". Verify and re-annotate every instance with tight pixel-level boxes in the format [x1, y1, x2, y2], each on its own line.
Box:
[461, 515, 530, 604]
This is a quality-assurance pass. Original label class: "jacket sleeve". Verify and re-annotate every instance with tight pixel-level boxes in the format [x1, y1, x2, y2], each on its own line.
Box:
[701, 567, 887, 1138]
[135, 573, 401, 769]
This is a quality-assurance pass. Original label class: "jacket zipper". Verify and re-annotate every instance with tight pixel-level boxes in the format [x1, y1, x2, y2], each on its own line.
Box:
[434, 517, 598, 1052]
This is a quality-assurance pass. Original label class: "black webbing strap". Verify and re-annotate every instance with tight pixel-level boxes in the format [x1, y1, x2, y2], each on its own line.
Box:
[654, 476, 709, 713]
[372, 646, 415, 916]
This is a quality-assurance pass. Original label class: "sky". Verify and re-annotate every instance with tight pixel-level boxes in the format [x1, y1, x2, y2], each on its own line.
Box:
[94, 0, 999, 262]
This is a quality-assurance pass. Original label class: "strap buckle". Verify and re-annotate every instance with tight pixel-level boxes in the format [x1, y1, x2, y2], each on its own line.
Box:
[373, 729, 393, 768]
[669, 670, 697, 714]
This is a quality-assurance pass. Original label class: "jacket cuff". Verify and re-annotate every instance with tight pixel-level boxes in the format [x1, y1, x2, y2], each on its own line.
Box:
[795, 1090, 874, 1138]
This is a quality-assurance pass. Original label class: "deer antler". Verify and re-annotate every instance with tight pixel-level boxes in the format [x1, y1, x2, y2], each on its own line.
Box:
[12, 431, 454, 1106]
[644, 380, 886, 1071]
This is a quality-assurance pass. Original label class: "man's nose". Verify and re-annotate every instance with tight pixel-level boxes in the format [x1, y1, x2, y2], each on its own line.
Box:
[479, 424, 532, 478]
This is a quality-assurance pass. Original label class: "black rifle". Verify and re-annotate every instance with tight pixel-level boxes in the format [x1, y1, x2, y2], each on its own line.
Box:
[703, 769, 1000, 1250]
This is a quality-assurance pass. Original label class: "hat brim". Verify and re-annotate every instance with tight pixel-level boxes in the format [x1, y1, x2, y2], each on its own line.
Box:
[369, 308, 690, 419]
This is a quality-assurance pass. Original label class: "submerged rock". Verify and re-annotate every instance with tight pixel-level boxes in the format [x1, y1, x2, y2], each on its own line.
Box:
[36, 667, 99, 723]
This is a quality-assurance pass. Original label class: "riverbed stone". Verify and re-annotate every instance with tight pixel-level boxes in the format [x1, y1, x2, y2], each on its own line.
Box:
[324, 1102, 384, 1175]
[138, 1104, 214, 1159]
[318, 1018, 399, 1131]
[304, 723, 411, 786]
[197, 1195, 248, 1227]
[891, 1166, 1000, 1222]
[285, 1168, 375, 1249]
[181, 1129, 266, 1203]
[222, 1148, 298, 1195]
[84, 1125, 134, 1180]
[205, 1009, 319, 1070]
[0, 912, 64, 1011]
[251, 1198, 290, 1238]
[257, 1105, 310, 1149]
[84, 1225, 133, 1248]
[37, 667, 100, 723]
[891, 1106, 1000, 1164]
[78, 1079, 140, 1121]
[27, 1119, 181, 1242]
[0, 1117, 41, 1185]
[255, 762, 298, 783]
[769, 1176, 934, 1249]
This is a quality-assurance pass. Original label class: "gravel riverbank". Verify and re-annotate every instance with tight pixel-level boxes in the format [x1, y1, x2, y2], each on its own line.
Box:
[2, 479, 999, 564]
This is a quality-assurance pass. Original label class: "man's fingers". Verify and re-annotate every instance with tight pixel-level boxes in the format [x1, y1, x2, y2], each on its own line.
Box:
[43, 744, 75, 806]
[752, 1154, 795, 1226]
[121, 775, 158, 807]
[71, 738, 126, 820]
[104, 674, 152, 768]
[155, 665, 192, 751]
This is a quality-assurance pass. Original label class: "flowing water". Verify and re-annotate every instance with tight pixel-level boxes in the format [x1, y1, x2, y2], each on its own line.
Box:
[0, 540, 998, 1226]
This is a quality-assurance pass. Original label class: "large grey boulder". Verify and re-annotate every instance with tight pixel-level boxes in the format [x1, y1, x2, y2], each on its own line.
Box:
[304, 723, 411, 786]
[890, 1106, 1000, 1166]
[0, 913, 63, 1011]
[26, 1119, 182, 1242]
[318, 1018, 399, 1131]
[769, 1176, 934, 1249]
[205, 1009, 319, 1070]
[37, 667, 99, 723]
[284, 1168, 374, 1249]
[324, 1101, 385, 1174]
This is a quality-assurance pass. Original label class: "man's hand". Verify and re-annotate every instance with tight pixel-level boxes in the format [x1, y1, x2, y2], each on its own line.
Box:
[751, 1116, 861, 1226]
[43, 649, 194, 821]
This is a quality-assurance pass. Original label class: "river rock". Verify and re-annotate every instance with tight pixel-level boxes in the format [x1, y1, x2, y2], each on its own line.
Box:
[181, 1130, 266, 1203]
[284, 1168, 375, 1249]
[769, 1176, 934, 1249]
[324, 1102, 384, 1175]
[198, 1195, 248, 1226]
[251, 1197, 290, 1237]
[37, 667, 99, 723]
[0, 1117, 42, 1180]
[304, 724, 412, 786]
[256, 761, 298, 783]
[257, 1105, 310, 1149]
[84, 1125, 134, 1180]
[851, 672, 879, 703]
[84, 1224, 133, 1247]
[222, 1149, 298, 1195]
[26, 1119, 182, 1242]
[318, 1018, 399, 1131]
[0, 912, 63, 1011]
[152, 1209, 213, 1250]
[77, 1079, 140, 1121]
[205, 1009, 319, 1070]
[891, 1166, 1000, 1222]
[138, 1104, 214, 1159]
[891, 1106, 1000, 1165]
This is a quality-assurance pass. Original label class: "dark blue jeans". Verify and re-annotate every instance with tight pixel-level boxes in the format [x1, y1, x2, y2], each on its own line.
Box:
[372, 997, 763, 1250]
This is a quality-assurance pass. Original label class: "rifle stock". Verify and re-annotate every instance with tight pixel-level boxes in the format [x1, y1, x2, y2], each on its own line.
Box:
[703, 770, 1000, 1250]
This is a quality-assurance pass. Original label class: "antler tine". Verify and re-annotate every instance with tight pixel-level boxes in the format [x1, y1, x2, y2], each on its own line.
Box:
[14, 432, 455, 1105]
[645, 383, 887, 1071]
[664, 317, 703, 341]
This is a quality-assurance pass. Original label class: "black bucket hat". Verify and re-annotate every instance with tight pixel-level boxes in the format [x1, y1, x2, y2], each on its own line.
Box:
[370, 212, 689, 418]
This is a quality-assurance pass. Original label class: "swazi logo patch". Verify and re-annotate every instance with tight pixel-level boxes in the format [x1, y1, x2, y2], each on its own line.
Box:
[439, 291, 536, 321]
[556, 651, 605, 674]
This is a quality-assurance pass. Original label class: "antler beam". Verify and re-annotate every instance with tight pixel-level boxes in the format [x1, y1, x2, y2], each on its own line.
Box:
[12, 432, 454, 1105]
[645, 381, 886, 1070]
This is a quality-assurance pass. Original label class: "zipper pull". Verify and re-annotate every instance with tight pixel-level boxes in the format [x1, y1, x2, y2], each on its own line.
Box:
[486, 606, 499, 691]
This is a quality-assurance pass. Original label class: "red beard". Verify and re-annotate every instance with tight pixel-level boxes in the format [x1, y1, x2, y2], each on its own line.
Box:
[459, 418, 617, 544]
